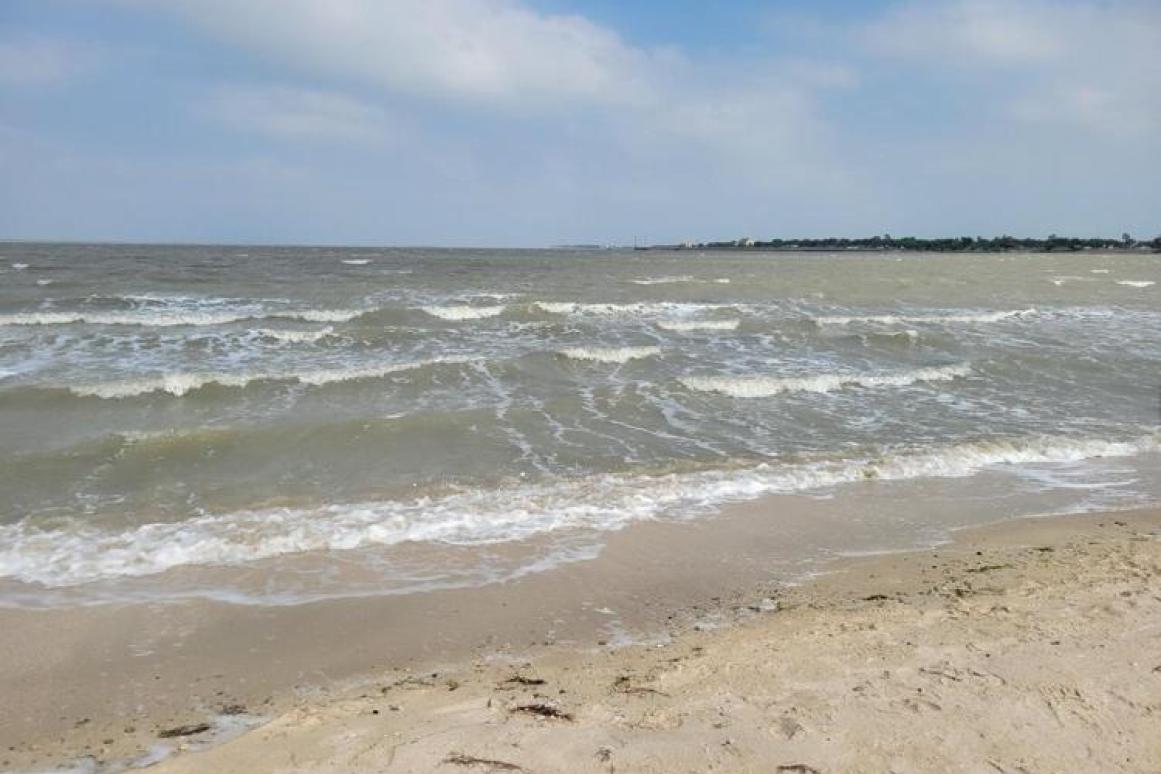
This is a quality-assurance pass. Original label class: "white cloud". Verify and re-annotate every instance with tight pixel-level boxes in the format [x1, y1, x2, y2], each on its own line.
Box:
[0, 37, 91, 89]
[205, 85, 395, 142]
[172, 0, 653, 108]
[171, 0, 852, 181]
[864, 0, 1161, 135]
[865, 1, 1066, 65]
[15, 0, 1151, 244]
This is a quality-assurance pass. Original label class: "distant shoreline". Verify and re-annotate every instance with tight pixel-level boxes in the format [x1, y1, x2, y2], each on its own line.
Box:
[2, 237, 1158, 252]
[642, 236, 1161, 253]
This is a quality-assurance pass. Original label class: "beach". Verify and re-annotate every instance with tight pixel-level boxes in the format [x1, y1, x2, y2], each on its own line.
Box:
[3, 505, 1157, 772]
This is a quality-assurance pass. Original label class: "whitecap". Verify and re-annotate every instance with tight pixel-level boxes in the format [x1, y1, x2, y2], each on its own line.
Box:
[1116, 280, 1154, 288]
[1, 431, 1155, 588]
[630, 275, 696, 285]
[557, 346, 661, 363]
[421, 305, 506, 321]
[283, 308, 367, 323]
[813, 309, 1034, 326]
[68, 356, 474, 399]
[0, 307, 368, 327]
[255, 327, 335, 344]
[656, 319, 740, 332]
[680, 363, 971, 397]
[341, 259, 371, 265]
[535, 301, 726, 316]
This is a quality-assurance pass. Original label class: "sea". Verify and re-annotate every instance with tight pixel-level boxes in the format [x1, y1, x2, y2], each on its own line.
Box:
[0, 243, 1158, 607]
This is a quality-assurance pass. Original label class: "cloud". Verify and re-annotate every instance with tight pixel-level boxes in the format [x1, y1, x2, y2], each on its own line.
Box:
[864, 0, 1161, 135]
[171, 0, 852, 180]
[0, 37, 92, 89]
[205, 85, 395, 143]
[865, 0, 1067, 65]
[171, 0, 654, 109]
[7, 0, 1158, 244]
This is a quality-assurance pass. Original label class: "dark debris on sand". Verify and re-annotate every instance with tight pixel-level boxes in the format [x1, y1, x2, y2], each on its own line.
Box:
[444, 752, 528, 771]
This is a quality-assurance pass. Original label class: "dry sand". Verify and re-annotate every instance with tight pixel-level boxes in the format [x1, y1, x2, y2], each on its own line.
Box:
[9, 507, 1155, 773]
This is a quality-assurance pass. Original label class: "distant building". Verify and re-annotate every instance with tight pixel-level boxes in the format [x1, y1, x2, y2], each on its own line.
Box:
[735, 237, 755, 247]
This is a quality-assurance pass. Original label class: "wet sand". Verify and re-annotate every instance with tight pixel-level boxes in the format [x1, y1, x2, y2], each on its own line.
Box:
[2, 503, 1159, 772]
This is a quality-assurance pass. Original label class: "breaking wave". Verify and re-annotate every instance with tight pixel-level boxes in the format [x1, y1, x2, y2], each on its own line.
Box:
[1, 431, 1155, 589]
[631, 275, 696, 285]
[813, 309, 1035, 326]
[1116, 280, 1155, 288]
[0, 307, 368, 327]
[68, 356, 474, 399]
[680, 363, 971, 397]
[255, 327, 335, 344]
[421, 305, 506, 321]
[656, 319, 740, 332]
[557, 346, 661, 363]
[534, 301, 728, 316]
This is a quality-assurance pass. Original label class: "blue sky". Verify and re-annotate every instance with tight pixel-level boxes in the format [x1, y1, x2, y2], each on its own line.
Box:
[1, 0, 1158, 246]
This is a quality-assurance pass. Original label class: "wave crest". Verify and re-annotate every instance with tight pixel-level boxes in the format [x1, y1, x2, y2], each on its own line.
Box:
[681, 363, 971, 397]
[69, 356, 473, 398]
[656, 319, 739, 332]
[0, 307, 368, 327]
[813, 309, 1034, 326]
[534, 301, 727, 316]
[421, 305, 506, 321]
[557, 346, 660, 363]
[0, 431, 1155, 589]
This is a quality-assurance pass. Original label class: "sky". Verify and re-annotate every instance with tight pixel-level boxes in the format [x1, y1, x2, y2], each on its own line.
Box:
[0, 0, 1158, 246]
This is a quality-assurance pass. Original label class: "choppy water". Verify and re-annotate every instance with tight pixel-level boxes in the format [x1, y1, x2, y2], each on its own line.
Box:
[1, 244, 1158, 605]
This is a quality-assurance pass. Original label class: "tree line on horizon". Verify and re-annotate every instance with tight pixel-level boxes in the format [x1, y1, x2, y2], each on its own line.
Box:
[664, 233, 1160, 252]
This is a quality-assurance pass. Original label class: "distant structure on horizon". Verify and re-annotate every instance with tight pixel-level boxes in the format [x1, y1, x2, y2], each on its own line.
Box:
[642, 233, 1160, 253]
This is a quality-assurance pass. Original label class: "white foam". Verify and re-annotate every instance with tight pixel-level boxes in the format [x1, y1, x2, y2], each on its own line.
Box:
[631, 275, 696, 285]
[256, 327, 335, 344]
[421, 305, 506, 321]
[284, 308, 366, 323]
[36, 279, 52, 286]
[69, 356, 472, 399]
[1090, 269, 1110, 274]
[1, 431, 1155, 588]
[341, 259, 371, 265]
[680, 363, 971, 397]
[0, 307, 367, 327]
[1117, 280, 1155, 288]
[814, 309, 1034, 326]
[656, 319, 740, 332]
[11, 263, 28, 270]
[557, 346, 661, 363]
[535, 301, 726, 316]
[0, 310, 247, 327]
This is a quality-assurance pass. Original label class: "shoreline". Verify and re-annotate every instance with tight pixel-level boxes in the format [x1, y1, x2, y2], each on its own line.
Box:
[2, 503, 1159, 772]
[157, 506, 1161, 773]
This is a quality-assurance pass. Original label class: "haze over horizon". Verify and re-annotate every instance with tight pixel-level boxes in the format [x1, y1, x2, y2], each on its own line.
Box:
[2, 0, 1159, 247]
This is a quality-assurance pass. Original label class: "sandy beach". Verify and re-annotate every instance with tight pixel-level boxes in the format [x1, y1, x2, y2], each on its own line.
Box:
[4, 505, 1158, 773]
